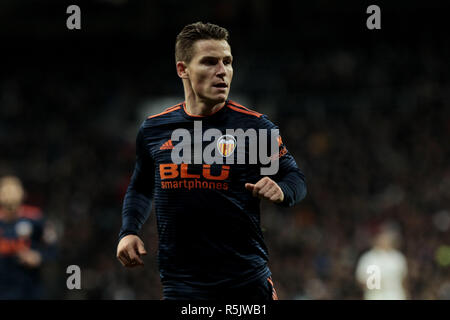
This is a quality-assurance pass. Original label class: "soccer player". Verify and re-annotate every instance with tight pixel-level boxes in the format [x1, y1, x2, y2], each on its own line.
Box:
[0, 176, 57, 299]
[117, 22, 307, 300]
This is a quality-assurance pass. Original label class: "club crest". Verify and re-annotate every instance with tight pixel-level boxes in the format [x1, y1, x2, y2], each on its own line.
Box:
[217, 134, 236, 157]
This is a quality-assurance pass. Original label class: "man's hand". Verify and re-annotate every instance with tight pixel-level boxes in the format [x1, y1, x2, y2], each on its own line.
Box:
[245, 177, 284, 204]
[16, 249, 42, 268]
[116, 234, 147, 268]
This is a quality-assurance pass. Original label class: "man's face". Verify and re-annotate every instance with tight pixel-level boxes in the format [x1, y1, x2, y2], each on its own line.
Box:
[0, 177, 24, 212]
[184, 39, 233, 104]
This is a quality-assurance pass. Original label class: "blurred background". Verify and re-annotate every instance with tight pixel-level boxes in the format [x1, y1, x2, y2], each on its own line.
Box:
[0, 0, 449, 299]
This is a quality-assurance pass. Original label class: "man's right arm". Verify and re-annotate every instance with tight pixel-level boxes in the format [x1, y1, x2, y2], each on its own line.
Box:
[117, 126, 154, 267]
[119, 125, 154, 241]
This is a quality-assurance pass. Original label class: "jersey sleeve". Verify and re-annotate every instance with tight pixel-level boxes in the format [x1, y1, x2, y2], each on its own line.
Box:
[258, 115, 307, 207]
[118, 124, 155, 241]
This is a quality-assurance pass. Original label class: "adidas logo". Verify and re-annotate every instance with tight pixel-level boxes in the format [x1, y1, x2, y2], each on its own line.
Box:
[160, 139, 174, 150]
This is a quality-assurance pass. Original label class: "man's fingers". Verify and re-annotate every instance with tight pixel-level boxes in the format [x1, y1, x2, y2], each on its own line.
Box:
[257, 177, 270, 187]
[127, 248, 138, 262]
[270, 193, 282, 202]
[269, 194, 278, 201]
[117, 255, 128, 267]
[258, 181, 273, 197]
[252, 185, 260, 198]
[121, 249, 144, 267]
[245, 177, 284, 203]
[117, 251, 130, 267]
[128, 243, 145, 266]
[264, 186, 278, 199]
[246, 178, 274, 198]
[246, 182, 260, 197]
[253, 178, 269, 198]
[131, 255, 144, 266]
[137, 242, 147, 256]
[128, 248, 145, 265]
[252, 180, 264, 197]
[118, 249, 131, 263]
[269, 187, 284, 202]
[117, 235, 147, 268]
[245, 183, 254, 191]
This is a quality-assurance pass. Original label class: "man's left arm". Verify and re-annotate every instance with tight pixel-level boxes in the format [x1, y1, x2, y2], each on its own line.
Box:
[245, 115, 307, 207]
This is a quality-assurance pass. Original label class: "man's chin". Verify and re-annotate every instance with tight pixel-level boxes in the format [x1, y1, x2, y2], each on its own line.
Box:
[206, 94, 228, 104]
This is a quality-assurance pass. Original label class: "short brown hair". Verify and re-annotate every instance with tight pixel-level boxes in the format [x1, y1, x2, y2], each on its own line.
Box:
[175, 22, 229, 63]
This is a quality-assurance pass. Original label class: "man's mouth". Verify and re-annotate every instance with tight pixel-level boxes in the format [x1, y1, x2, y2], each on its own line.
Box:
[213, 83, 227, 88]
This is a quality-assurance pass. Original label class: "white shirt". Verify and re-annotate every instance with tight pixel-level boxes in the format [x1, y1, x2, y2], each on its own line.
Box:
[356, 248, 408, 300]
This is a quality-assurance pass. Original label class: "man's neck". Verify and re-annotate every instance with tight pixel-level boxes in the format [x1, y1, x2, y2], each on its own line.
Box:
[185, 99, 226, 116]
[184, 88, 226, 116]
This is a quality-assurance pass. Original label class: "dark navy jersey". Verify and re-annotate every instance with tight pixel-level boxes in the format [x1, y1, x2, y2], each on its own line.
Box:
[0, 205, 54, 299]
[119, 100, 307, 288]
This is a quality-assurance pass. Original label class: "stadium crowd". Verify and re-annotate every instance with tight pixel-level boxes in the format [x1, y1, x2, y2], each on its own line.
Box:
[0, 2, 448, 300]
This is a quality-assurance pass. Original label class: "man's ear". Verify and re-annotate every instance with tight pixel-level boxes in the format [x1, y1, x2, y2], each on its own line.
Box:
[176, 61, 189, 79]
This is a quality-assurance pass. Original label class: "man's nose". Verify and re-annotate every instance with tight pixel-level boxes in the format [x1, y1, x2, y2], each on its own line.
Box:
[216, 62, 226, 77]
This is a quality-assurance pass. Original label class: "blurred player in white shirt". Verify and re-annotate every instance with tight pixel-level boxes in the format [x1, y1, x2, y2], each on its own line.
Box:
[356, 228, 408, 300]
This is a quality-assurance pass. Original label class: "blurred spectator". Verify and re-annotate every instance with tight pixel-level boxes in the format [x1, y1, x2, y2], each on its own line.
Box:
[355, 226, 408, 299]
[0, 176, 57, 299]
